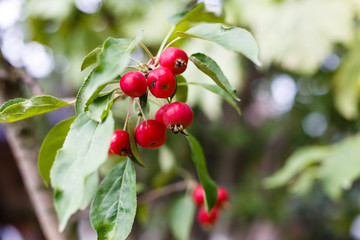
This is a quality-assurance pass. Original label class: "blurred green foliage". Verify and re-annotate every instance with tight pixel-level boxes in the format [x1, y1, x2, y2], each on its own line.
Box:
[4, 0, 360, 239]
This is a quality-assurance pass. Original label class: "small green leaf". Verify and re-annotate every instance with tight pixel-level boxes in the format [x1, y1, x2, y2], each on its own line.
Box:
[174, 75, 188, 102]
[38, 116, 76, 186]
[86, 90, 117, 122]
[177, 23, 261, 66]
[90, 159, 137, 240]
[51, 112, 114, 231]
[128, 117, 145, 168]
[168, 3, 223, 26]
[169, 194, 195, 240]
[0, 95, 73, 123]
[263, 146, 328, 189]
[76, 31, 142, 114]
[186, 133, 217, 211]
[81, 46, 102, 71]
[190, 53, 239, 101]
[188, 82, 241, 115]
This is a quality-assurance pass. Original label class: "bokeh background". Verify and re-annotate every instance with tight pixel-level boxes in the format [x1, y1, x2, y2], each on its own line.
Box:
[1, 0, 360, 239]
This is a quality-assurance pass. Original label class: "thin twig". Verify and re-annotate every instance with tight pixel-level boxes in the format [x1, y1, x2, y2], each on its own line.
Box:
[0, 69, 68, 239]
[137, 181, 189, 204]
[135, 98, 146, 121]
[18, 69, 43, 96]
[123, 98, 133, 131]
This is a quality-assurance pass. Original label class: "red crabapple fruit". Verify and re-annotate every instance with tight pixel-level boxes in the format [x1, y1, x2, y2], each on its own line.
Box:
[159, 47, 188, 75]
[135, 119, 167, 149]
[120, 71, 147, 98]
[192, 184, 205, 206]
[192, 184, 229, 207]
[147, 67, 176, 98]
[155, 104, 170, 126]
[162, 102, 193, 134]
[197, 206, 219, 226]
[216, 187, 229, 207]
[109, 130, 132, 156]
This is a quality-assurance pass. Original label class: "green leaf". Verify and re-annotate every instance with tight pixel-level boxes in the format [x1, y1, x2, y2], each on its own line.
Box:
[165, 3, 224, 47]
[75, 32, 142, 114]
[188, 82, 241, 115]
[174, 75, 188, 102]
[86, 90, 117, 122]
[50, 112, 114, 231]
[319, 135, 360, 200]
[0, 95, 73, 123]
[81, 46, 102, 71]
[333, 43, 360, 120]
[186, 133, 217, 211]
[289, 168, 318, 197]
[38, 117, 76, 186]
[190, 53, 239, 101]
[90, 159, 137, 240]
[263, 146, 329, 189]
[128, 117, 145, 168]
[0, 98, 26, 112]
[168, 3, 223, 26]
[169, 194, 195, 240]
[177, 23, 261, 66]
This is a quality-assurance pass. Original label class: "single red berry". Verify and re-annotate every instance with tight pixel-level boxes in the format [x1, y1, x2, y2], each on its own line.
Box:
[155, 104, 170, 126]
[135, 119, 167, 149]
[192, 184, 205, 206]
[120, 71, 147, 97]
[159, 47, 188, 75]
[197, 206, 219, 226]
[162, 102, 193, 134]
[216, 187, 229, 207]
[147, 67, 176, 98]
[109, 130, 132, 156]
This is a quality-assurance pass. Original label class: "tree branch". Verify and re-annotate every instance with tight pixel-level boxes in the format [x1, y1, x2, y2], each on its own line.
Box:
[0, 62, 68, 239]
[137, 181, 190, 204]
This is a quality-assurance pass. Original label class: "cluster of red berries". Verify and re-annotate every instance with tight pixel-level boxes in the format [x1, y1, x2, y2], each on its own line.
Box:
[192, 184, 229, 226]
[109, 47, 193, 155]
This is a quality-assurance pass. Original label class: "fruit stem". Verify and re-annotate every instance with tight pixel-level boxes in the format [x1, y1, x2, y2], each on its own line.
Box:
[163, 37, 184, 51]
[156, 25, 176, 57]
[135, 98, 147, 121]
[123, 98, 133, 131]
[139, 42, 154, 63]
[126, 66, 141, 71]
[130, 57, 144, 67]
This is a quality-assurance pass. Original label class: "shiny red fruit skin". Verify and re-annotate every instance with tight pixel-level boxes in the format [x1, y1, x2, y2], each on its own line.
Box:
[120, 71, 147, 97]
[155, 104, 170, 125]
[135, 120, 167, 149]
[216, 187, 229, 207]
[109, 130, 131, 156]
[159, 47, 188, 75]
[192, 184, 205, 206]
[197, 206, 219, 226]
[162, 102, 193, 130]
[147, 67, 176, 98]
